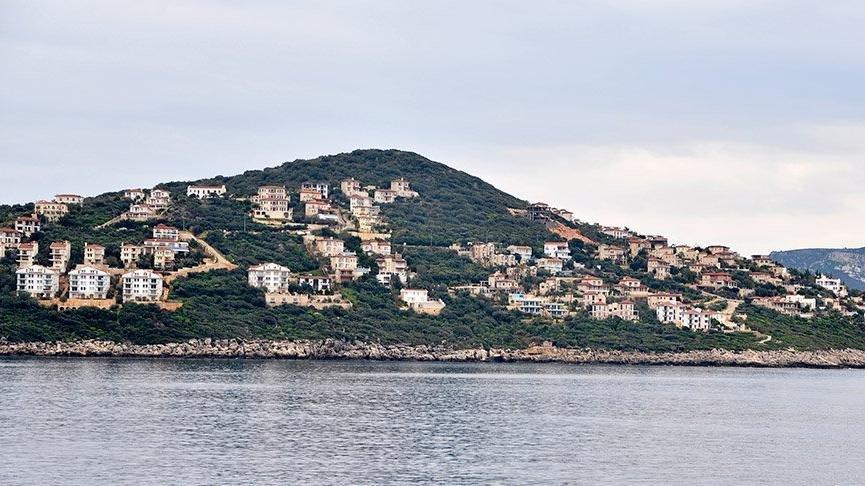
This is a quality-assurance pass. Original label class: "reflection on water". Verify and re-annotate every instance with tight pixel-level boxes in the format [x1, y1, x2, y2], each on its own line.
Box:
[1, 358, 863, 485]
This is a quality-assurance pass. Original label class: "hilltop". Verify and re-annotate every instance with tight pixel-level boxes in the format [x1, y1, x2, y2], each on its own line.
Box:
[1, 149, 864, 355]
[771, 247, 865, 291]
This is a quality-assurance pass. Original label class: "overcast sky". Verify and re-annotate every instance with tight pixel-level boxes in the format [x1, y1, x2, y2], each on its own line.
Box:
[2, 1, 864, 255]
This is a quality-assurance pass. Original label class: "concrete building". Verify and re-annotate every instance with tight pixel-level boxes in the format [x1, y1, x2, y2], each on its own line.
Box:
[124, 204, 158, 221]
[330, 252, 358, 272]
[186, 184, 226, 198]
[0, 227, 22, 245]
[124, 189, 146, 201]
[68, 265, 111, 299]
[84, 243, 106, 266]
[16, 242, 38, 266]
[816, 275, 848, 297]
[34, 200, 69, 222]
[14, 215, 40, 237]
[340, 178, 363, 196]
[590, 300, 638, 321]
[297, 275, 333, 294]
[390, 178, 418, 198]
[121, 243, 145, 268]
[122, 269, 164, 303]
[301, 182, 329, 199]
[49, 240, 72, 272]
[16, 265, 59, 299]
[543, 241, 571, 259]
[247, 263, 293, 293]
[506, 245, 533, 262]
[400, 289, 445, 315]
[647, 257, 671, 280]
[536, 257, 564, 274]
[304, 199, 331, 217]
[374, 189, 397, 204]
[376, 254, 409, 285]
[153, 224, 180, 241]
[361, 239, 392, 256]
[598, 244, 626, 263]
[314, 237, 345, 257]
[54, 194, 84, 205]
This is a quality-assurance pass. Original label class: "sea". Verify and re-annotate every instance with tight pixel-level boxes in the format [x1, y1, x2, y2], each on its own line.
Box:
[1, 357, 863, 485]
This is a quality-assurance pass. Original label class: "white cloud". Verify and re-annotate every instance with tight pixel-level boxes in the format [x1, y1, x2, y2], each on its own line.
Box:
[448, 135, 865, 255]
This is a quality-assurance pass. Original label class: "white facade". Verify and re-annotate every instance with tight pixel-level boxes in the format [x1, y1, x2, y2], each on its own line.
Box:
[16, 265, 59, 299]
[68, 265, 111, 299]
[301, 182, 329, 199]
[816, 275, 847, 296]
[248, 263, 293, 293]
[153, 224, 180, 241]
[14, 216, 40, 237]
[187, 184, 227, 198]
[543, 241, 571, 259]
[122, 269, 164, 303]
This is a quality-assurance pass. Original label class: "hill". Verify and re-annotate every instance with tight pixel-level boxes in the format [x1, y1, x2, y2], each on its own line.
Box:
[771, 247, 865, 291]
[1, 149, 864, 353]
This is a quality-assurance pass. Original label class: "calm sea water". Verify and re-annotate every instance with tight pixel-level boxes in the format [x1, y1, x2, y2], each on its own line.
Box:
[1, 358, 863, 485]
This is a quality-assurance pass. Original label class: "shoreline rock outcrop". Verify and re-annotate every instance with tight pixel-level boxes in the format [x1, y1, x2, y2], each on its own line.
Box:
[2, 339, 865, 368]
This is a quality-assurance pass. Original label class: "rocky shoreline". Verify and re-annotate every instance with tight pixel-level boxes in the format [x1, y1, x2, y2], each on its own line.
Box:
[2, 339, 865, 368]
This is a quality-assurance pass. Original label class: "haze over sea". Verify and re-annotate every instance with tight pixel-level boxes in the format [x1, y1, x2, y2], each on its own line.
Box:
[1, 358, 863, 485]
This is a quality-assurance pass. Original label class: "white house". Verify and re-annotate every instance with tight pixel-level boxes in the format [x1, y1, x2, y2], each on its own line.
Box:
[543, 241, 571, 259]
[122, 269, 164, 303]
[68, 265, 111, 299]
[247, 263, 293, 293]
[152, 224, 180, 241]
[301, 182, 329, 199]
[399, 288, 445, 315]
[123, 189, 146, 201]
[16, 265, 59, 299]
[187, 184, 227, 198]
[816, 275, 848, 297]
[14, 215, 41, 237]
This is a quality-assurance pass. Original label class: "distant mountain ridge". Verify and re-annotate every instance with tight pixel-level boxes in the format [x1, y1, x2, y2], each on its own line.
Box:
[771, 247, 865, 290]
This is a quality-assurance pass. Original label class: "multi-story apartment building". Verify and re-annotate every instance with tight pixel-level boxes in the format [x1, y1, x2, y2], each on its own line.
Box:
[314, 237, 345, 257]
[16, 242, 38, 267]
[68, 265, 111, 299]
[247, 262, 293, 293]
[373, 189, 397, 204]
[340, 178, 363, 197]
[34, 200, 69, 222]
[301, 182, 329, 199]
[122, 269, 164, 303]
[49, 240, 72, 272]
[83, 243, 106, 266]
[121, 243, 145, 268]
[14, 215, 40, 237]
[376, 254, 409, 285]
[0, 227, 22, 245]
[16, 265, 59, 299]
[152, 224, 180, 241]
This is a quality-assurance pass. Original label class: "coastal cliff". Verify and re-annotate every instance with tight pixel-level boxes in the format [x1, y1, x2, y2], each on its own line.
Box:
[2, 339, 865, 368]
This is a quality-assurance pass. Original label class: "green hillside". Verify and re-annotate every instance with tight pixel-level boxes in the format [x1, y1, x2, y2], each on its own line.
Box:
[1, 149, 863, 352]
